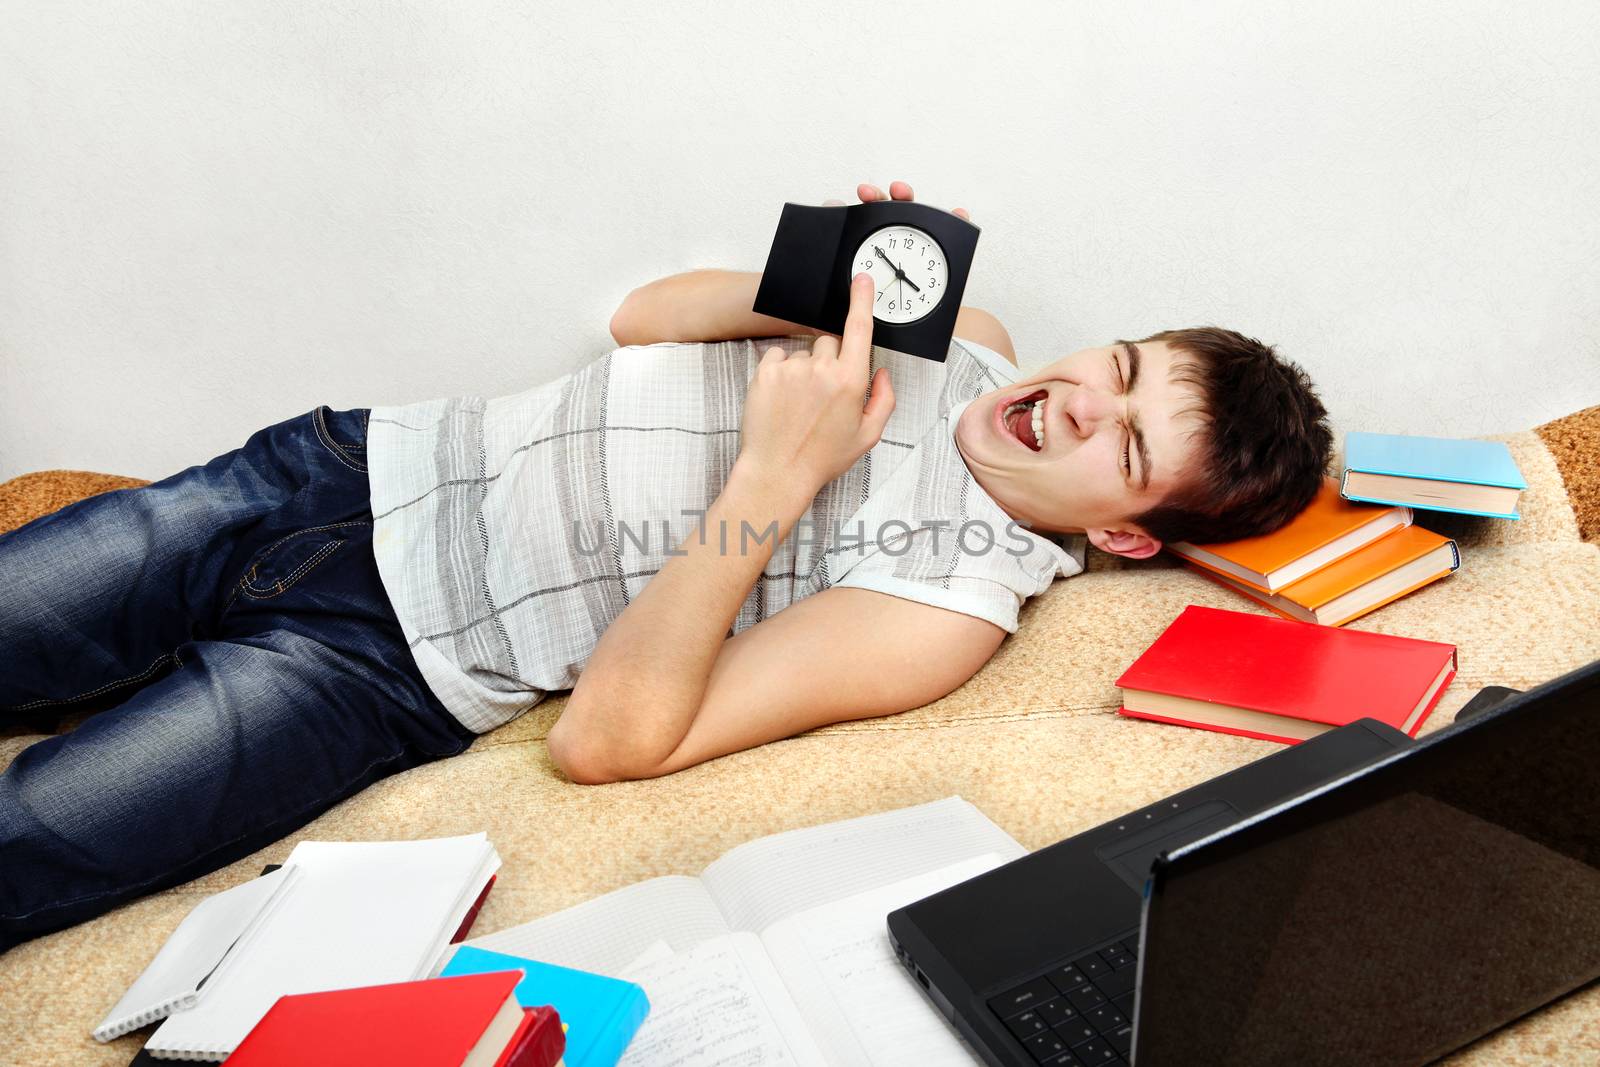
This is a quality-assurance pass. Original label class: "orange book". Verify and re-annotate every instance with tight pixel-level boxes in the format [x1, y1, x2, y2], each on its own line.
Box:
[1168, 478, 1411, 593]
[1189, 524, 1460, 626]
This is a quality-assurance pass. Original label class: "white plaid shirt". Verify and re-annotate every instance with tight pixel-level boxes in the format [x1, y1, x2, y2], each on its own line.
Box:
[367, 337, 1085, 733]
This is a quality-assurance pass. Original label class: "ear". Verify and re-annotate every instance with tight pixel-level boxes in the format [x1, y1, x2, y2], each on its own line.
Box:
[1086, 527, 1162, 560]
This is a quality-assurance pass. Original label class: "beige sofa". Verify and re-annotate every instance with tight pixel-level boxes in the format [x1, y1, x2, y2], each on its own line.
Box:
[2, 407, 1597, 1065]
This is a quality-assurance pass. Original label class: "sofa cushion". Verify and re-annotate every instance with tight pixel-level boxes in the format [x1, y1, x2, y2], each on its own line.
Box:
[2, 407, 1597, 1065]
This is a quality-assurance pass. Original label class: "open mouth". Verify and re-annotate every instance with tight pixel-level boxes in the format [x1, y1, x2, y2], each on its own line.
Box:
[999, 389, 1049, 452]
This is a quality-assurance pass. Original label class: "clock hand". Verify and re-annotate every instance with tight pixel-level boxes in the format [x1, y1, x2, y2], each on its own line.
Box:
[872, 245, 905, 279]
[872, 245, 921, 293]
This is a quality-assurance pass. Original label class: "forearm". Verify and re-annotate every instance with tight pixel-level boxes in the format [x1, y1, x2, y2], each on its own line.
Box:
[610, 269, 824, 346]
[553, 461, 812, 778]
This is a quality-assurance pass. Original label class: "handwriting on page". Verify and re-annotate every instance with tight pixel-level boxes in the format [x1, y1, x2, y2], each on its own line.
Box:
[621, 936, 808, 1067]
[794, 923, 977, 1063]
[771, 855, 1005, 1064]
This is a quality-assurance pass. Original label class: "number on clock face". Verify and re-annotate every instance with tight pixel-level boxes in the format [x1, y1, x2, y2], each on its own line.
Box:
[853, 225, 948, 324]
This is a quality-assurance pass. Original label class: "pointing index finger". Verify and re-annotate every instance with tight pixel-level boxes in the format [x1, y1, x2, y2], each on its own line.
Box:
[841, 271, 875, 367]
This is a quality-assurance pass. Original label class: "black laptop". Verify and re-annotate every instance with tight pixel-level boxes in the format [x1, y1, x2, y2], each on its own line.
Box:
[888, 659, 1600, 1066]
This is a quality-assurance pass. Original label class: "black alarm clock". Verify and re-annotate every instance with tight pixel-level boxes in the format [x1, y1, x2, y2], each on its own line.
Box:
[751, 199, 980, 362]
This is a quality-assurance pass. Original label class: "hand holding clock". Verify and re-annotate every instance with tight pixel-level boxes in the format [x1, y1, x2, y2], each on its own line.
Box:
[754, 178, 979, 359]
[824, 180, 972, 223]
[819, 181, 964, 326]
[827, 182, 967, 300]
[732, 272, 894, 504]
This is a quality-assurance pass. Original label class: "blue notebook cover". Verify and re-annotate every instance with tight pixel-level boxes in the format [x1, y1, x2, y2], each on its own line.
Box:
[1342, 431, 1525, 518]
[441, 945, 649, 1067]
[1344, 431, 1526, 488]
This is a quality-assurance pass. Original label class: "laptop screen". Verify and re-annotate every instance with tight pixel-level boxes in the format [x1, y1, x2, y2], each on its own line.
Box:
[1132, 659, 1600, 1067]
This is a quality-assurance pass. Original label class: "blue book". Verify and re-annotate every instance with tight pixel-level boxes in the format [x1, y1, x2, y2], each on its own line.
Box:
[1341, 431, 1526, 519]
[441, 945, 649, 1067]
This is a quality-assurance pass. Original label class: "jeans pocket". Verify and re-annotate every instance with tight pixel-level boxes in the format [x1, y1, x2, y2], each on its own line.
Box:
[312, 406, 369, 472]
[235, 522, 367, 600]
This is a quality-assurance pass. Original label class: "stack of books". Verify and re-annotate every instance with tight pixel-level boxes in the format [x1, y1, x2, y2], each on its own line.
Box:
[222, 972, 566, 1067]
[1341, 431, 1526, 519]
[442, 946, 650, 1067]
[102, 803, 1023, 1065]
[1169, 478, 1460, 627]
[99, 833, 656, 1066]
[97, 834, 503, 1060]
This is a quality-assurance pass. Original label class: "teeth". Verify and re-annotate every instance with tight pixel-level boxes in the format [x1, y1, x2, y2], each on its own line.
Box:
[1003, 394, 1047, 450]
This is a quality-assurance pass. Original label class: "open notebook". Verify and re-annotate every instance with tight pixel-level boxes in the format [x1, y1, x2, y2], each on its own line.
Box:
[469, 796, 1024, 1065]
[98, 833, 500, 1062]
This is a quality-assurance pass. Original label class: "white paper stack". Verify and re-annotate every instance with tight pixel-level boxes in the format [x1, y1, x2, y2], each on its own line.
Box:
[95, 833, 500, 1062]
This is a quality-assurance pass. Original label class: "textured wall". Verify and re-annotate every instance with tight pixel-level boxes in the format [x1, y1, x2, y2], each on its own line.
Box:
[2, 1, 1597, 480]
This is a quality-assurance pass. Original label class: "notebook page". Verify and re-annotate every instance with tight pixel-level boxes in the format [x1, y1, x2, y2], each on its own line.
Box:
[702, 797, 1026, 933]
[421, 845, 502, 977]
[625, 940, 677, 972]
[618, 933, 827, 1066]
[147, 834, 493, 1061]
[468, 875, 731, 976]
[759, 855, 1008, 1066]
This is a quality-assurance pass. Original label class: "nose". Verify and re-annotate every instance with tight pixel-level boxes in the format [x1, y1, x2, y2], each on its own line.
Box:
[1061, 385, 1114, 439]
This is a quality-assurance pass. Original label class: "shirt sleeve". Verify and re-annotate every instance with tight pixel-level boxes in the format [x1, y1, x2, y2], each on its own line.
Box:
[829, 566, 1027, 633]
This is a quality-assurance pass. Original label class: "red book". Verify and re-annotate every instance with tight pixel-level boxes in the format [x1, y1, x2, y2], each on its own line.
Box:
[1115, 605, 1457, 745]
[493, 1005, 564, 1067]
[222, 971, 564, 1067]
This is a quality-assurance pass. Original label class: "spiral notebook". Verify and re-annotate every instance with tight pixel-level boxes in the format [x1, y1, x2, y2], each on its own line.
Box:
[93, 866, 300, 1041]
[94, 833, 500, 1062]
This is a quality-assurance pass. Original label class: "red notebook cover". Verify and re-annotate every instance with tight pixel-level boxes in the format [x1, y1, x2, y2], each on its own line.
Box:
[495, 1005, 565, 1067]
[223, 970, 538, 1067]
[1115, 605, 1457, 744]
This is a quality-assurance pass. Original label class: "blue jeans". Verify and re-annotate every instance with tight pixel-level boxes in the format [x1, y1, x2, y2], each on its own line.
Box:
[0, 406, 476, 951]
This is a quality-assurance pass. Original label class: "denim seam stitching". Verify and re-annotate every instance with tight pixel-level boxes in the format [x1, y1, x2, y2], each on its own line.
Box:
[247, 520, 371, 563]
[1, 651, 176, 713]
[220, 520, 370, 611]
[313, 406, 368, 473]
[238, 540, 344, 599]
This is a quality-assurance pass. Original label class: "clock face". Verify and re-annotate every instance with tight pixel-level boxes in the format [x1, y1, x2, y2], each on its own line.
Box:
[852, 225, 948, 324]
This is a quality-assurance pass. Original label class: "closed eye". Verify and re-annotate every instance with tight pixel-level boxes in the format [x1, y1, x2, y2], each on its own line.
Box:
[1110, 352, 1132, 476]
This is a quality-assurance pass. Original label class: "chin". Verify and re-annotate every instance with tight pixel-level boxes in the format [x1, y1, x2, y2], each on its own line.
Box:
[1012, 507, 1087, 537]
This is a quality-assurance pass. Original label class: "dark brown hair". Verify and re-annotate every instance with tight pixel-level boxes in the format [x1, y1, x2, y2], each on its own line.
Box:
[1126, 326, 1332, 546]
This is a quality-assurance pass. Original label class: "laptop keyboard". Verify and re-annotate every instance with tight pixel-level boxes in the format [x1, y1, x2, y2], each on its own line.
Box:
[986, 928, 1140, 1065]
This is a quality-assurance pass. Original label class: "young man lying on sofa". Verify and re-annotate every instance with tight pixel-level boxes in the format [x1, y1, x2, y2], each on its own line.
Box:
[0, 181, 1333, 949]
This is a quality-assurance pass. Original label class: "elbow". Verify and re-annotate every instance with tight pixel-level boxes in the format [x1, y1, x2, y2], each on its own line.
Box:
[554, 758, 624, 786]
[546, 707, 679, 785]
[608, 306, 633, 348]
[546, 715, 623, 784]
[609, 291, 646, 347]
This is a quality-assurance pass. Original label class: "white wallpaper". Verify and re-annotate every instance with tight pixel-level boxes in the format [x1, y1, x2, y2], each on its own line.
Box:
[2, 0, 1597, 480]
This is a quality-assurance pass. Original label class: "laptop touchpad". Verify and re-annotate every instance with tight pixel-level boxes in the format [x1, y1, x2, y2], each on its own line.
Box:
[1095, 799, 1242, 893]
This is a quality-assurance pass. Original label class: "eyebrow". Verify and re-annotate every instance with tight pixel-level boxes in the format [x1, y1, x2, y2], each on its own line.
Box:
[1121, 342, 1152, 491]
